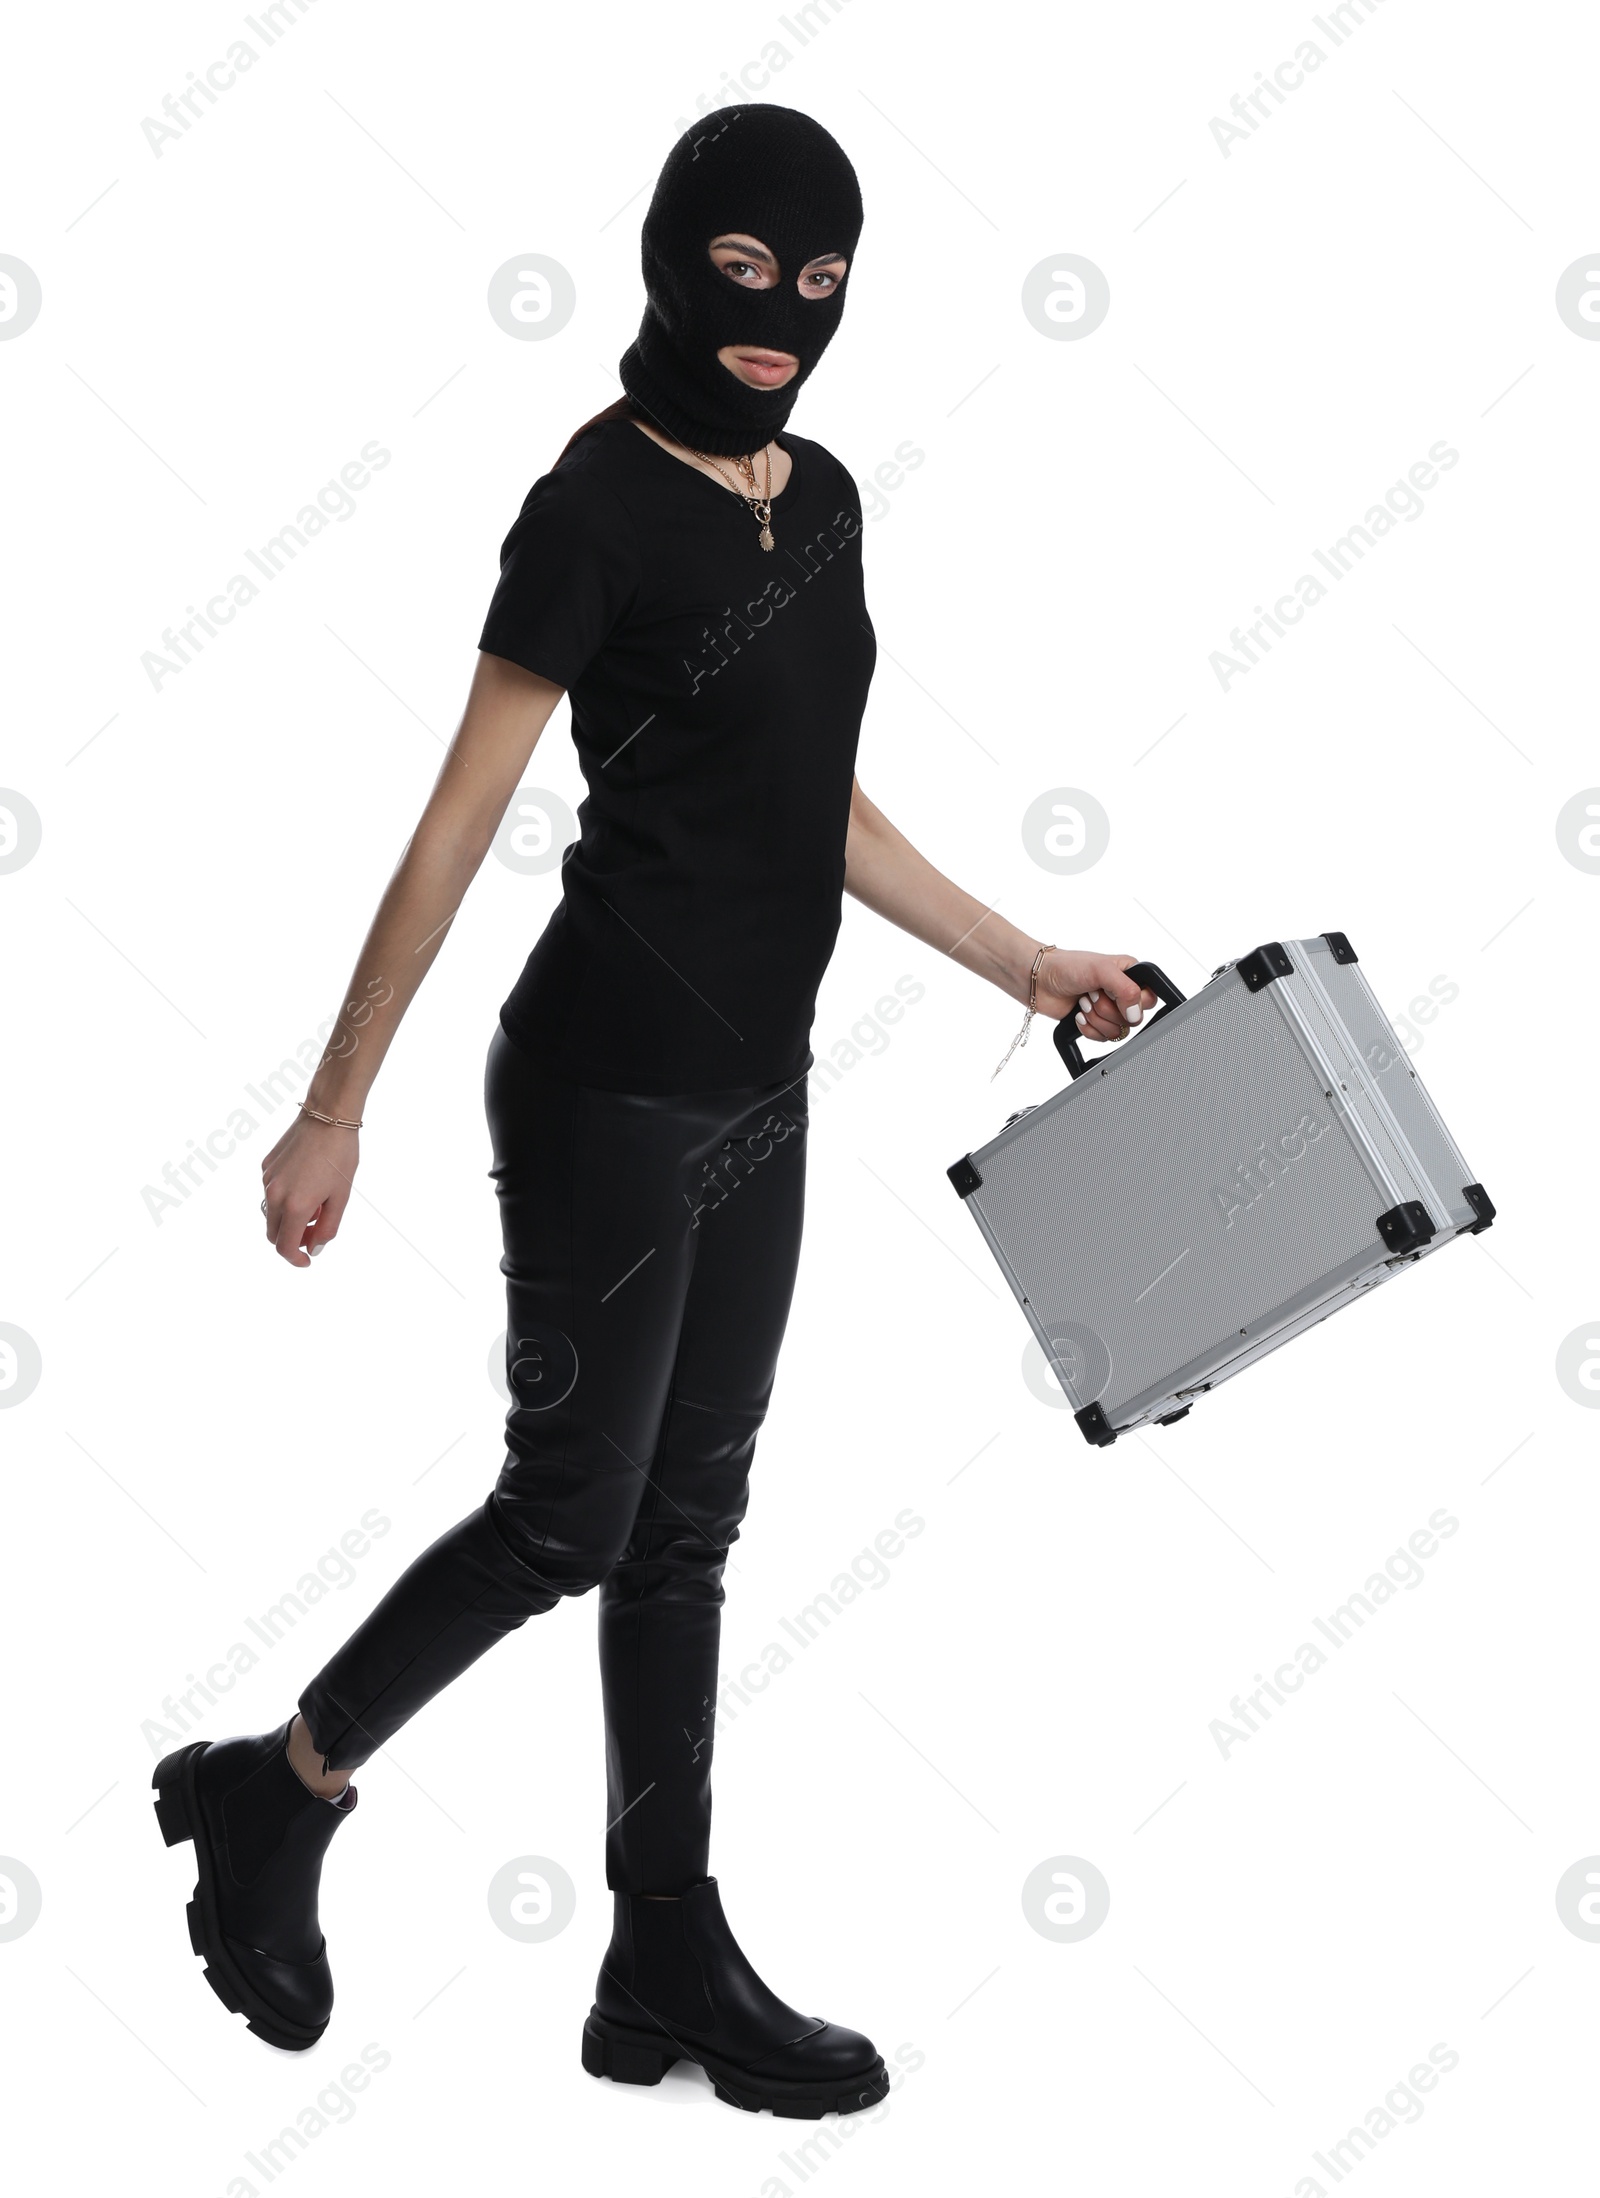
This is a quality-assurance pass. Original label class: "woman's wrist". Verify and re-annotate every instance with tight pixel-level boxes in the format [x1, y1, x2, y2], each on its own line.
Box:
[299, 1098, 365, 1129]
[972, 919, 1047, 1005]
[303, 1069, 372, 1122]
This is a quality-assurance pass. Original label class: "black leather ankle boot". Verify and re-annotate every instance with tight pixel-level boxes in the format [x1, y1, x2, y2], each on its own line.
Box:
[152, 1720, 357, 2050]
[583, 1878, 889, 2117]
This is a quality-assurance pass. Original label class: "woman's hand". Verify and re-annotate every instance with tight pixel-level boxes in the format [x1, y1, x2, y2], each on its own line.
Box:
[1033, 950, 1157, 1046]
[260, 1115, 358, 1268]
[250, 654, 565, 1273]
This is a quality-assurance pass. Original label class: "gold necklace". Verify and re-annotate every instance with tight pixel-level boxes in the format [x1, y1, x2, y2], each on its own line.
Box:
[688, 442, 776, 549]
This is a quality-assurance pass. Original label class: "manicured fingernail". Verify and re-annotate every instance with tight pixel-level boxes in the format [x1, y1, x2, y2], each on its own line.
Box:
[1078, 995, 1092, 1013]
[1075, 1011, 1086, 1029]
[1126, 1002, 1142, 1023]
[310, 1243, 325, 1256]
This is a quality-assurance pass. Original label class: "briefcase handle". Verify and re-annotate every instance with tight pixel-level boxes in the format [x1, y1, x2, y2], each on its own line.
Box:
[1052, 960, 1186, 1080]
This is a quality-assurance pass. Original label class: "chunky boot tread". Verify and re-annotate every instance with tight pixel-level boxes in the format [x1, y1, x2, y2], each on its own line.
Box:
[582, 2012, 888, 2117]
[580, 2016, 679, 2086]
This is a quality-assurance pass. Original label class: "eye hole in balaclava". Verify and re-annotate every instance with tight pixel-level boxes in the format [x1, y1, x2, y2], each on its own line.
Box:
[618, 104, 864, 458]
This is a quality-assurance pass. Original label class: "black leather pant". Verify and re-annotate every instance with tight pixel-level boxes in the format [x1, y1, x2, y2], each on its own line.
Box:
[299, 1024, 809, 1895]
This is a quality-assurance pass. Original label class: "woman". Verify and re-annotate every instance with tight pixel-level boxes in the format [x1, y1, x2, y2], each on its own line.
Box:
[150, 103, 1154, 2118]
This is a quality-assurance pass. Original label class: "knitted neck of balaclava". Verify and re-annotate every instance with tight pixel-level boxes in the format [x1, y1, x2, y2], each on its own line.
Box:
[618, 104, 863, 458]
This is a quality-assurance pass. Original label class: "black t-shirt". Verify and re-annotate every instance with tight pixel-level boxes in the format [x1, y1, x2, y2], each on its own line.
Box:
[478, 416, 876, 1092]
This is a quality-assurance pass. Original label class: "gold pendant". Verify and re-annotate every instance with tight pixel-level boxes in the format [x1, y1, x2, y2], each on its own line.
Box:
[759, 524, 775, 551]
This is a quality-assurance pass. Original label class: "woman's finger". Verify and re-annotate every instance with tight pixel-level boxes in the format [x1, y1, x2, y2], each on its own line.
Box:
[303, 1183, 352, 1254]
[273, 1205, 315, 1267]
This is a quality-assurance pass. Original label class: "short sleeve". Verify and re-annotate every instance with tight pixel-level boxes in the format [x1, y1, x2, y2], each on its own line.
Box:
[477, 464, 639, 690]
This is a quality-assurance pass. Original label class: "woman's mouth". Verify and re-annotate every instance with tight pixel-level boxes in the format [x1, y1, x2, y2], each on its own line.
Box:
[731, 349, 798, 387]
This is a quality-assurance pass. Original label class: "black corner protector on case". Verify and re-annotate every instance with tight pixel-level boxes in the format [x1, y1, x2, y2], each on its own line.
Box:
[1237, 941, 1295, 991]
[1375, 1199, 1436, 1254]
[947, 1155, 983, 1198]
[1154, 1405, 1192, 1427]
[1461, 1182, 1496, 1234]
[1321, 930, 1358, 965]
[1076, 1402, 1117, 1447]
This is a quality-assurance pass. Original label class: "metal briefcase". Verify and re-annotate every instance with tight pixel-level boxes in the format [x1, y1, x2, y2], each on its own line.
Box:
[946, 933, 1495, 1445]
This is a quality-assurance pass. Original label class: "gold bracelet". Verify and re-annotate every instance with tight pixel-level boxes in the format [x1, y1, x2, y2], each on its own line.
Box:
[299, 1101, 364, 1130]
[991, 943, 1055, 1081]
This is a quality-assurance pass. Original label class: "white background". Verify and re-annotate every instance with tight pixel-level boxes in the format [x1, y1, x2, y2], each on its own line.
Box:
[2, 1, 1596, 2192]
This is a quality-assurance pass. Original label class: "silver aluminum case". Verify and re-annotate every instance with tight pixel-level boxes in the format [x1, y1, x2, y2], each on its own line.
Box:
[955, 935, 1482, 1437]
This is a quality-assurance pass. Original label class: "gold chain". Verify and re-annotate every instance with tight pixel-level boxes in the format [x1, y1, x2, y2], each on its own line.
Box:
[688, 442, 776, 550]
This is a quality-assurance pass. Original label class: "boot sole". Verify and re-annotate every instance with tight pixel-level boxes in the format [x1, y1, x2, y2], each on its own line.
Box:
[151, 1743, 328, 2053]
[581, 2011, 890, 2118]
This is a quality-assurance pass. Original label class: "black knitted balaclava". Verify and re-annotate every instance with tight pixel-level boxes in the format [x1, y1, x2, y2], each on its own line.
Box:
[618, 104, 864, 457]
